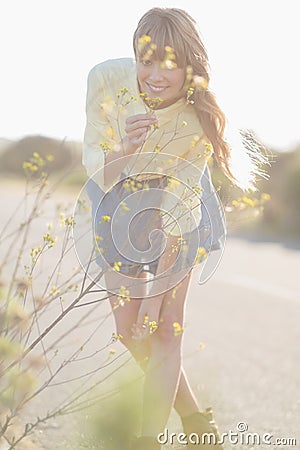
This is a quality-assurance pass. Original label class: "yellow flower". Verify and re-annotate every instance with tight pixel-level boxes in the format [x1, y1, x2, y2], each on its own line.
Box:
[185, 66, 193, 84]
[138, 34, 151, 52]
[112, 332, 123, 341]
[142, 48, 155, 61]
[146, 96, 163, 109]
[149, 321, 158, 334]
[193, 75, 209, 90]
[32, 152, 45, 166]
[99, 142, 112, 153]
[142, 35, 151, 43]
[22, 162, 38, 172]
[242, 196, 256, 207]
[120, 201, 130, 213]
[113, 262, 122, 272]
[109, 349, 116, 356]
[161, 59, 177, 70]
[43, 233, 56, 248]
[123, 179, 139, 192]
[101, 215, 111, 222]
[171, 243, 179, 253]
[105, 127, 115, 138]
[60, 213, 75, 227]
[186, 86, 195, 104]
[194, 247, 208, 264]
[202, 141, 213, 154]
[168, 177, 180, 190]
[117, 285, 130, 304]
[190, 135, 200, 148]
[143, 314, 149, 325]
[171, 287, 178, 299]
[49, 285, 60, 296]
[192, 185, 203, 196]
[261, 193, 271, 202]
[164, 45, 174, 53]
[120, 87, 129, 95]
[173, 322, 184, 336]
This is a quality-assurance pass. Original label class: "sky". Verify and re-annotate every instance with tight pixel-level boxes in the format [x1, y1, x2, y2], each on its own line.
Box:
[1, 0, 300, 151]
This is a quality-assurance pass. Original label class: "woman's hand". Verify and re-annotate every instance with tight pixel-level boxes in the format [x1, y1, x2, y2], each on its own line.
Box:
[104, 113, 157, 185]
[132, 295, 163, 340]
[123, 113, 158, 154]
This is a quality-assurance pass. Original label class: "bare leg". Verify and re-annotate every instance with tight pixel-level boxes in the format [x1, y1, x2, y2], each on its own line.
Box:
[141, 274, 192, 436]
[173, 368, 201, 418]
[107, 271, 201, 425]
[107, 271, 150, 364]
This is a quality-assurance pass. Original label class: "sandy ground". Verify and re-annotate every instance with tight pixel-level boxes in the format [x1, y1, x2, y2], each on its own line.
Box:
[0, 180, 299, 449]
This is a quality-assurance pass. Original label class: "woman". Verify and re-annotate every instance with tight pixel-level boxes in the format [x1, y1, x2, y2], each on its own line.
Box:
[82, 7, 258, 450]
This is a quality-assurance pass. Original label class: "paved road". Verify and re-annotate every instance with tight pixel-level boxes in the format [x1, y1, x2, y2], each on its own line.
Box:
[1, 181, 299, 449]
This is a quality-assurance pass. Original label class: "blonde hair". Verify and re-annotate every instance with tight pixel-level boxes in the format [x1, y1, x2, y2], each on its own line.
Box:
[133, 7, 236, 182]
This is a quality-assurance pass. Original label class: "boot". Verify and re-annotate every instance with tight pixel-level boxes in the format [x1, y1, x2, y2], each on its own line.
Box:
[181, 407, 224, 449]
[131, 436, 161, 450]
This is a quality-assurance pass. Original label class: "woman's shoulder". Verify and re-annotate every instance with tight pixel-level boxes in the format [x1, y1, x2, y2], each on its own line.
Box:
[88, 58, 136, 89]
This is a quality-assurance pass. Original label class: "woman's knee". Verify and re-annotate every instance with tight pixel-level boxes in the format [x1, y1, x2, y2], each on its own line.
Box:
[116, 329, 149, 368]
[153, 315, 184, 348]
[116, 328, 145, 351]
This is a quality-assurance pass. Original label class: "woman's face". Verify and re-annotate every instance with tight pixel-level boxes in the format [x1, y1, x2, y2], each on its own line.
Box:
[136, 58, 186, 109]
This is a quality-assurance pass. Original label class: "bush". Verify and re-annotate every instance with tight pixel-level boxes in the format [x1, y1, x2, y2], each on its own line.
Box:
[259, 148, 300, 235]
[0, 135, 81, 175]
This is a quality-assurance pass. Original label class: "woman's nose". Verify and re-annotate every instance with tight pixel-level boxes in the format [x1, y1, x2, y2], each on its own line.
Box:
[149, 63, 164, 81]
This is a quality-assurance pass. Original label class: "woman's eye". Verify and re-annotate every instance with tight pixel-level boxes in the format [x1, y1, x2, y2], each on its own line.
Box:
[142, 60, 152, 66]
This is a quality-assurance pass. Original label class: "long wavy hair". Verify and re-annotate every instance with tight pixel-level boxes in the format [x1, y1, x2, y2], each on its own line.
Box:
[133, 7, 236, 182]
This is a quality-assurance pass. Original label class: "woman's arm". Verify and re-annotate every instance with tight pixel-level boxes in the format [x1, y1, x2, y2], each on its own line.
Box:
[83, 64, 157, 188]
[82, 66, 109, 185]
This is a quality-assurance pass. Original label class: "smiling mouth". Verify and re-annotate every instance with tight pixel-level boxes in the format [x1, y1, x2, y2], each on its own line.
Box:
[146, 83, 169, 93]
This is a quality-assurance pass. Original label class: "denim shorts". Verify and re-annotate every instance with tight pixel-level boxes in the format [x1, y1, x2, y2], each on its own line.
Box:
[86, 175, 169, 275]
